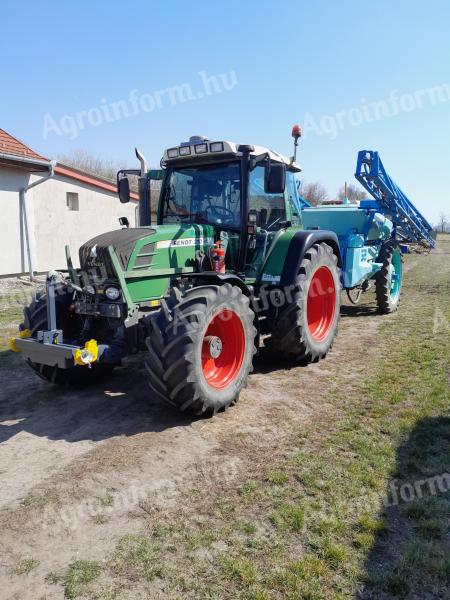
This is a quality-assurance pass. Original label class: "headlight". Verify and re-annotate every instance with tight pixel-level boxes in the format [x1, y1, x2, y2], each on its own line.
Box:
[167, 148, 179, 158]
[105, 286, 120, 300]
[194, 143, 208, 154]
[210, 142, 224, 152]
[179, 145, 191, 156]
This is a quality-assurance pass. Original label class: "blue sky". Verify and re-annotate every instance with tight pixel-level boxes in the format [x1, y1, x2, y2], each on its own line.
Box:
[2, 0, 449, 223]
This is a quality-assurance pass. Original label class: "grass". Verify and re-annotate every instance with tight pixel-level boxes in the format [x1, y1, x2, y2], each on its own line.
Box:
[271, 503, 305, 532]
[20, 492, 50, 509]
[92, 514, 109, 525]
[111, 535, 162, 582]
[219, 554, 260, 585]
[64, 560, 102, 599]
[0, 304, 27, 352]
[12, 557, 39, 575]
[0, 303, 26, 324]
[266, 469, 290, 485]
[98, 493, 114, 507]
[45, 237, 450, 598]
[0, 282, 35, 351]
[45, 571, 61, 584]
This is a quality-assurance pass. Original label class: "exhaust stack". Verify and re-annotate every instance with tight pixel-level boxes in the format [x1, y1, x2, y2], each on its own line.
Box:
[135, 147, 152, 226]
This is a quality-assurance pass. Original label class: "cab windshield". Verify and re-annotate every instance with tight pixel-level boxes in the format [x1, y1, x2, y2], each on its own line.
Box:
[160, 162, 241, 228]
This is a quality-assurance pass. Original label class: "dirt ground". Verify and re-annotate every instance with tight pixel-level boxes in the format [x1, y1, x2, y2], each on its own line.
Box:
[0, 246, 442, 599]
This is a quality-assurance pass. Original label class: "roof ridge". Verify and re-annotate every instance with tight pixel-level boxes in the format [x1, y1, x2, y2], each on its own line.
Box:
[0, 127, 49, 161]
[56, 160, 116, 185]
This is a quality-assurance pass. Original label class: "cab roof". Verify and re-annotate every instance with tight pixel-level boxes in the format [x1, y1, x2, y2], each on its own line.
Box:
[161, 138, 302, 172]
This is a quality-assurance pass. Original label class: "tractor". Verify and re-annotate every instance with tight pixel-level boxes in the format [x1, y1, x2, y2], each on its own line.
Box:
[11, 128, 343, 415]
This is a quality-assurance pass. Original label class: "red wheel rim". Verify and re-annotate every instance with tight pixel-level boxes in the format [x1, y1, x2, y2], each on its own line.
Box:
[201, 309, 245, 389]
[307, 266, 336, 341]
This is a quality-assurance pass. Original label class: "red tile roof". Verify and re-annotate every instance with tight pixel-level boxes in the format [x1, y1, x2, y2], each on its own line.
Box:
[55, 163, 139, 201]
[0, 128, 49, 161]
[0, 127, 138, 201]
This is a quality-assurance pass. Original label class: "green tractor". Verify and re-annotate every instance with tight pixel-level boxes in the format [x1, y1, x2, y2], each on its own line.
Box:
[11, 129, 341, 415]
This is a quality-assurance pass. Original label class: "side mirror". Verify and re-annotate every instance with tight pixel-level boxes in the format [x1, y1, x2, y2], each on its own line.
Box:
[264, 162, 286, 194]
[117, 175, 130, 204]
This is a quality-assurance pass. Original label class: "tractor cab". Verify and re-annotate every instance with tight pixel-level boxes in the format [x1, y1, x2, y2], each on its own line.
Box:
[119, 136, 303, 282]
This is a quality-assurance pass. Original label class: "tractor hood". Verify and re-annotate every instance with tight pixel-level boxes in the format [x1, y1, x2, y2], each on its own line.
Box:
[79, 227, 157, 272]
[79, 224, 216, 277]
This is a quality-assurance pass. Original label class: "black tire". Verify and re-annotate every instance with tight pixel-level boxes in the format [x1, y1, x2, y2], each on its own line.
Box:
[375, 242, 403, 314]
[266, 242, 340, 364]
[21, 288, 114, 387]
[144, 283, 257, 415]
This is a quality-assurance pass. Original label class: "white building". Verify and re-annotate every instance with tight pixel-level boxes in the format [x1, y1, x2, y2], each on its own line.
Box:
[0, 128, 138, 277]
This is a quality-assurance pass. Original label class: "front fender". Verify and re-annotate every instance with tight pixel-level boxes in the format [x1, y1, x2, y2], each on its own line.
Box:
[176, 272, 252, 297]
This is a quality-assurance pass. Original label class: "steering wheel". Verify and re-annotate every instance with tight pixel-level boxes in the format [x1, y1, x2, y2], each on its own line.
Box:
[206, 205, 235, 224]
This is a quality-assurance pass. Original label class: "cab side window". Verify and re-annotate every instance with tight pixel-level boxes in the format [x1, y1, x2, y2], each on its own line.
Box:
[287, 172, 302, 226]
[249, 165, 286, 230]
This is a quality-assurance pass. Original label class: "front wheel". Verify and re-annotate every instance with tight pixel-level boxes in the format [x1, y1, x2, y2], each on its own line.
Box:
[266, 242, 341, 364]
[375, 242, 403, 314]
[145, 284, 257, 415]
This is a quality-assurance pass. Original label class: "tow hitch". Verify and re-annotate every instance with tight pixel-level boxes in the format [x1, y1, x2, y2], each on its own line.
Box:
[74, 339, 99, 367]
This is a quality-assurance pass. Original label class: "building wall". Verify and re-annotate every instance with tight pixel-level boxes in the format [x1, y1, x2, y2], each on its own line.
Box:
[0, 167, 137, 276]
[31, 174, 137, 272]
[0, 166, 32, 275]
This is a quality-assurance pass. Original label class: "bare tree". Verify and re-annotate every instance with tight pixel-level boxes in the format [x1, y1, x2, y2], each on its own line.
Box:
[57, 149, 127, 182]
[300, 181, 329, 206]
[437, 212, 448, 233]
[337, 183, 366, 204]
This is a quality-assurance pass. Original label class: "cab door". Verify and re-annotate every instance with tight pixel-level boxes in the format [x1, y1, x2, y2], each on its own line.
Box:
[286, 171, 303, 228]
[245, 165, 289, 278]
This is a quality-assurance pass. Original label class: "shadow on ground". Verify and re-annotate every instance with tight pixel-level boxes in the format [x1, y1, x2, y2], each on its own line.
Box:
[0, 298, 379, 445]
[358, 416, 450, 599]
[0, 350, 197, 444]
[340, 304, 380, 318]
[0, 344, 301, 444]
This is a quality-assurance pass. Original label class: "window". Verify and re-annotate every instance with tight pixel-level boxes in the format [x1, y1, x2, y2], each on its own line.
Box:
[66, 192, 79, 211]
[287, 172, 302, 226]
[248, 165, 286, 230]
[161, 163, 241, 228]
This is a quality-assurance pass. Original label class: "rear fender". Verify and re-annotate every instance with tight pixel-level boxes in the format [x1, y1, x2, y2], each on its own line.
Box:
[280, 230, 341, 286]
[259, 230, 341, 288]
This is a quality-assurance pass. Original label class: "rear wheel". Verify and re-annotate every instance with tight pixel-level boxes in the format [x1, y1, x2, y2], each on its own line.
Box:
[267, 242, 340, 364]
[375, 242, 403, 314]
[21, 288, 114, 386]
[144, 284, 257, 415]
